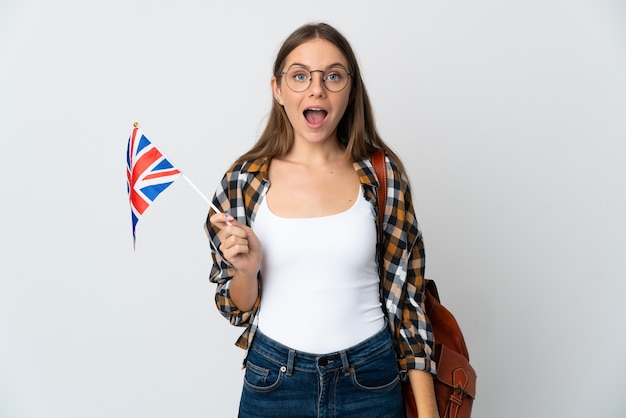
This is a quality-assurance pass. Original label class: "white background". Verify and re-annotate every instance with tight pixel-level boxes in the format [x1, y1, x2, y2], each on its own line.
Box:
[1, 1, 625, 417]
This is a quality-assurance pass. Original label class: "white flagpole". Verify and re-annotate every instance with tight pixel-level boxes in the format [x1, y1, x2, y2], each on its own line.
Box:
[181, 173, 232, 229]
[181, 173, 222, 214]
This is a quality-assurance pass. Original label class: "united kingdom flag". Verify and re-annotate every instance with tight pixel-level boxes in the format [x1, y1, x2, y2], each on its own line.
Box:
[126, 124, 181, 247]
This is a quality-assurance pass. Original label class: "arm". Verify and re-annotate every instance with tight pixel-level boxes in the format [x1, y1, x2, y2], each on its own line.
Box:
[206, 170, 263, 323]
[408, 369, 438, 418]
[381, 158, 437, 413]
[380, 159, 435, 370]
[208, 212, 262, 312]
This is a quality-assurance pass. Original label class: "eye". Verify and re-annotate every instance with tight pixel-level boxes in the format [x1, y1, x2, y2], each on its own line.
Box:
[326, 72, 342, 82]
[289, 69, 309, 83]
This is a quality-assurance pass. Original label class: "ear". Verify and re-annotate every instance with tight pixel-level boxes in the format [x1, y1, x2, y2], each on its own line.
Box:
[271, 76, 283, 105]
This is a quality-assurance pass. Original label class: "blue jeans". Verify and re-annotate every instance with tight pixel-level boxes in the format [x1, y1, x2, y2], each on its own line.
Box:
[238, 325, 403, 417]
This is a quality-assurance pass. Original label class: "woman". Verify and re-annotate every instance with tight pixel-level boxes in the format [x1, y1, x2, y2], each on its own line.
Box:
[207, 22, 437, 417]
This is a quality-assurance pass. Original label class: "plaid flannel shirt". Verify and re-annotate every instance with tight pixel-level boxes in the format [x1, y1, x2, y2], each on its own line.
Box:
[206, 155, 436, 374]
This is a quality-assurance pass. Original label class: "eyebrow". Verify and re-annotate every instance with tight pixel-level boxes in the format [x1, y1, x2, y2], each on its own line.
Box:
[287, 62, 348, 70]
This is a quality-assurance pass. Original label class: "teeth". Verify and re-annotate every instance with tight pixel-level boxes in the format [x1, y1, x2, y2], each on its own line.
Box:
[308, 108, 322, 111]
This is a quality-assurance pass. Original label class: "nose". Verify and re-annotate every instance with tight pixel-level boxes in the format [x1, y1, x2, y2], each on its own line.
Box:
[309, 70, 326, 96]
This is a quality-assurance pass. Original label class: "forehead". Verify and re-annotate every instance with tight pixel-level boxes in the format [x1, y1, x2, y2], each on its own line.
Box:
[283, 39, 348, 69]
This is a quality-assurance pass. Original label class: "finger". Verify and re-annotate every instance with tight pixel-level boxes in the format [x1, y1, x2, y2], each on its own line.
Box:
[209, 211, 236, 228]
[222, 234, 248, 249]
[223, 242, 250, 257]
[218, 225, 249, 244]
[221, 241, 251, 266]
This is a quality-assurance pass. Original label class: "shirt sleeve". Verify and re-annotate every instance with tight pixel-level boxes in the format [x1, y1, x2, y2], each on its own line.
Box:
[383, 159, 436, 374]
[205, 169, 260, 329]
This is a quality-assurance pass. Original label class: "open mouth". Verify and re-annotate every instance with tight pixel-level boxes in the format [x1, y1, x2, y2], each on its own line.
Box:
[303, 108, 328, 126]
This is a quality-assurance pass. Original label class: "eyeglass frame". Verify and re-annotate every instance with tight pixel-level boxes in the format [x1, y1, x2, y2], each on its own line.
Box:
[278, 65, 353, 93]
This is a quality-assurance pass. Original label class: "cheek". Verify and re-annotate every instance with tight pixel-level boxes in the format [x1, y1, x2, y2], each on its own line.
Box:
[282, 102, 302, 124]
[335, 95, 351, 119]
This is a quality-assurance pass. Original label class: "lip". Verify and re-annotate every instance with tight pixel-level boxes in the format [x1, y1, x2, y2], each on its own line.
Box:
[303, 106, 329, 129]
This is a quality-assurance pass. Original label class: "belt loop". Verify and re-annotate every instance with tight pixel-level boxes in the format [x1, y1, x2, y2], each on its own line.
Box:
[339, 351, 350, 374]
[286, 349, 296, 376]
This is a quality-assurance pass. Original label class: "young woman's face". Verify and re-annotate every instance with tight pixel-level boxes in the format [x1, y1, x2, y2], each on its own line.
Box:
[272, 39, 352, 147]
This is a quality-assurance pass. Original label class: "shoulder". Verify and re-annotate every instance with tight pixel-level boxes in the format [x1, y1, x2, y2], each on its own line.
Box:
[353, 152, 407, 189]
[240, 157, 270, 174]
[213, 157, 270, 221]
[222, 157, 270, 182]
[354, 152, 403, 175]
[377, 152, 409, 193]
[227, 156, 269, 175]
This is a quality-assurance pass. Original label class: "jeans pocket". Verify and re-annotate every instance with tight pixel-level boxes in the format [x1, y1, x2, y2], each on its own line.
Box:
[350, 347, 400, 392]
[243, 351, 285, 393]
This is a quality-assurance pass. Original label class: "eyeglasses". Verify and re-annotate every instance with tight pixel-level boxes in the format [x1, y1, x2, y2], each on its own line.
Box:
[279, 66, 352, 93]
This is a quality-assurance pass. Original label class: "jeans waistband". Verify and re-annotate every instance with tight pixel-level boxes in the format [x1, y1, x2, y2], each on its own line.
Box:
[248, 323, 393, 376]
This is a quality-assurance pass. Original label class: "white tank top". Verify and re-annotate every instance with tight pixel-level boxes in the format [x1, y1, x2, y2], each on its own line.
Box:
[253, 186, 385, 354]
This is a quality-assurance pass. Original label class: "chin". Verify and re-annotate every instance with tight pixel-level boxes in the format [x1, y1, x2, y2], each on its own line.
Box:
[305, 134, 335, 144]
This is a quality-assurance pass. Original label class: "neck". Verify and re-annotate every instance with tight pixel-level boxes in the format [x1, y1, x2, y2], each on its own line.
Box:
[285, 137, 347, 166]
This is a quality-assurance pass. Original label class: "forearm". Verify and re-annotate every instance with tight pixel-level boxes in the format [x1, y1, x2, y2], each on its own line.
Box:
[408, 369, 438, 418]
[229, 270, 259, 312]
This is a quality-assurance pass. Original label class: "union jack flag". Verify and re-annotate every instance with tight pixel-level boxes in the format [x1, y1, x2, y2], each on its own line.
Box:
[126, 125, 181, 247]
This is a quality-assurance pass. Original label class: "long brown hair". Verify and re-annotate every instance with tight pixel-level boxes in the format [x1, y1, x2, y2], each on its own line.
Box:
[233, 22, 406, 175]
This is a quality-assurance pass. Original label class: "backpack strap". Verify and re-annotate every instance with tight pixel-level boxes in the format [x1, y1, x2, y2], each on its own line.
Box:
[372, 150, 387, 239]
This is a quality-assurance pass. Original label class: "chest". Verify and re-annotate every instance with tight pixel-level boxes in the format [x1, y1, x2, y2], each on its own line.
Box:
[265, 160, 360, 218]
